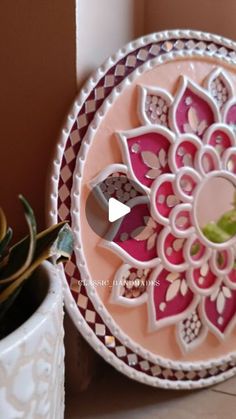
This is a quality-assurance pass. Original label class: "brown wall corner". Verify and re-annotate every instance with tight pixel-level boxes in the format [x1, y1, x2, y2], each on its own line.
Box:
[0, 0, 77, 239]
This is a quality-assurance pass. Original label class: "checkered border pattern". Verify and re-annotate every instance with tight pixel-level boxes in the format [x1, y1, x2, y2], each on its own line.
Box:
[56, 35, 236, 382]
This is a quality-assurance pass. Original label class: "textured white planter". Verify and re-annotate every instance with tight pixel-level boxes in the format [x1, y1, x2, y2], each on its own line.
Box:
[0, 261, 64, 419]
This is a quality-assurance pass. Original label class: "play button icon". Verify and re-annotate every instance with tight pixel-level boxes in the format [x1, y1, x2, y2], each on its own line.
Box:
[108, 198, 131, 222]
[85, 174, 144, 240]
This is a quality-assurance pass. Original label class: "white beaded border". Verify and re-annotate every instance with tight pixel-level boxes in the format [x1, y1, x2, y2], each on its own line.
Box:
[48, 30, 236, 389]
[71, 35, 236, 368]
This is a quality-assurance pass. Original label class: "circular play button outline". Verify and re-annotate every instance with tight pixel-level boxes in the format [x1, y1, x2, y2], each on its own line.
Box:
[85, 174, 146, 240]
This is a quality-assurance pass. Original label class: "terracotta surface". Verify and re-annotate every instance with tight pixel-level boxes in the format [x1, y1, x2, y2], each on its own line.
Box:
[0, 0, 76, 239]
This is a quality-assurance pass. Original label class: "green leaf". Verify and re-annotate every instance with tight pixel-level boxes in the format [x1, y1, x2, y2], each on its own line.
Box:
[217, 209, 236, 237]
[202, 222, 231, 244]
[0, 227, 13, 260]
[217, 252, 225, 268]
[190, 242, 200, 256]
[0, 223, 73, 304]
[52, 224, 74, 263]
[0, 195, 37, 283]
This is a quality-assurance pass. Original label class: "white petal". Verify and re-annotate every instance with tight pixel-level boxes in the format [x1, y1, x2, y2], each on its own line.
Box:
[166, 272, 180, 282]
[200, 263, 209, 277]
[197, 120, 207, 136]
[183, 123, 194, 134]
[210, 288, 219, 302]
[147, 232, 157, 250]
[146, 168, 161, 179]
[173, 238, 185, 252]
[222, 286, 232, 299]
[180, 279, 188, 296]
[159, 149, 167, 167]
[144, 216, 157, 229]
[166, 279, 181, 302]
[216, 291, 225, 314]
[183, 154, 193, 167]
[141, 151, 160, 169]
[176, 216, 188, 228]
[166, 195, 179, 207]
[131, 225, 153, 241]
[188, 107, 199, 132]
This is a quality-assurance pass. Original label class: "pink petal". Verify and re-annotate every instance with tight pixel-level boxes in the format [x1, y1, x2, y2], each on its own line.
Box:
[173, 139, 199, 170]
[205, 126, 235, 157]
[119, 129, 173, 190]
[223, 148, 236, 174]
[151, 174, 182, 226]
[185, 237, 210, 266]
[171, 77, 219, 137]
[147, 232, 157, 251]
[211, 249, 234, 276]
[159, 231, 186, 268]
[131, 225, 153, 241]
[225, 102, 236, 126]
[176, 168, 200, 200]
[144, 216, 157, 229]
[225, 268, 236, 290]
[170, 204, 193, 237]
[111, 202, 162, 263]
[197, 146, 221, 174]
[141, 151, 160, 168]
[152, 269, 195, 324]
[203, 285, 236, 336]
[189, 265, 218, 293]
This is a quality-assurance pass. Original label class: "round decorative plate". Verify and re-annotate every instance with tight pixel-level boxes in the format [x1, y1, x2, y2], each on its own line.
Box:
[49, 30, 236, 389]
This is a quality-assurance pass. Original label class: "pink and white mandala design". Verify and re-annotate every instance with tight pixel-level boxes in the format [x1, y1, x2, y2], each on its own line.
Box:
[93, 68, 236, 353]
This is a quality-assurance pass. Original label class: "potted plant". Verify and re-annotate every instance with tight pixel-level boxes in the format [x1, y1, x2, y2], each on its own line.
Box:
[0, 195, 73, 419]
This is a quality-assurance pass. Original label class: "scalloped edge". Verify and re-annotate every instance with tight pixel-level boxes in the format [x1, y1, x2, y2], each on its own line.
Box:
[147, 265, 200, 332]
[109, 263, 148, 307]
[176, 310, 208, 354]
[138, 84, 173, 127]
[169, 75, 221, 134]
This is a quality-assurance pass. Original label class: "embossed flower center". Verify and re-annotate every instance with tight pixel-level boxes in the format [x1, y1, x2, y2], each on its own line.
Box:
[93, 67, 236, 350]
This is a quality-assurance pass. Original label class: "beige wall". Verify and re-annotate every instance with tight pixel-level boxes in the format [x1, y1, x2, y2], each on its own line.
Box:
[0, 1, 76, 238]
[76, 0, 144, 87]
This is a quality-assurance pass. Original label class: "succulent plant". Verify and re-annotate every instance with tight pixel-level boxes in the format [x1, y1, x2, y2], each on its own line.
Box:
[0, 195, 73, 326]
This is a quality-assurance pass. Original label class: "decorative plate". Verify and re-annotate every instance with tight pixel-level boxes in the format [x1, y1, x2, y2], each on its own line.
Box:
[49, 30, 236, 389]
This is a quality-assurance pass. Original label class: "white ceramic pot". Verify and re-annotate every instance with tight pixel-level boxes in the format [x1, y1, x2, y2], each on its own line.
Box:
[0, 261, 64, 419]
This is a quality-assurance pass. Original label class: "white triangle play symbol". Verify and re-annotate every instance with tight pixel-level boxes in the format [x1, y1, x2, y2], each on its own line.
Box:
[108, 198, 131, 222]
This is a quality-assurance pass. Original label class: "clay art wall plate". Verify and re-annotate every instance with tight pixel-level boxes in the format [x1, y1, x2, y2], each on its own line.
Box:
[49, 30, 236, 389]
